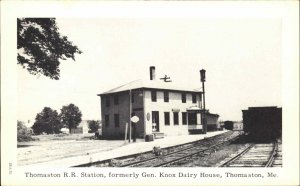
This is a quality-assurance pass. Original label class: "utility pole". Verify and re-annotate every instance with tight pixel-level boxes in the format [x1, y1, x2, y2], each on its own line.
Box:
[200, 69, 207, 134]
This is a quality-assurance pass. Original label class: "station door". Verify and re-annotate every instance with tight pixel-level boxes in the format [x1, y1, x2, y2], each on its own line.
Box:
[152, 111, 159, 132]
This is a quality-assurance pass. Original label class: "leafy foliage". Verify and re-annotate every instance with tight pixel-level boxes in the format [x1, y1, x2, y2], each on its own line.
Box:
[32, 107, 62, 134]
[17, 18, 82, 80]
[87, 120, 101, 133]
[60, 104, 82, 133]
[17, 121, 34, 142]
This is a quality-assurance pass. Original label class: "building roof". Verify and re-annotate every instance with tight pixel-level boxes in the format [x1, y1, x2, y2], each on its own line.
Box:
[98, 79, 202, 95]
[242, 106, 282, 112]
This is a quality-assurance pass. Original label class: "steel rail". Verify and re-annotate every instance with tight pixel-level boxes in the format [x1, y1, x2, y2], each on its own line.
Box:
[73, 131, 238, 167]
[153, 136, 239, 167]
[121, 142, 209, 167]
[219, 141, 277, 167]
[265, 141, 278, 167]
[219, 143, 255, 167]
[121, 132, 239, 167]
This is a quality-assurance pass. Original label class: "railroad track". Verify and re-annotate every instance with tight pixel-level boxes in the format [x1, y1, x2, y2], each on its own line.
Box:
[219, 141, 279, 167]
[73, 131, 241, 167]
[121, 131, 240, 167]
[271, 140, 282, 167]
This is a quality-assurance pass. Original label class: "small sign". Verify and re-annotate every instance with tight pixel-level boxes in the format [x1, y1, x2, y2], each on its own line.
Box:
[131, 116, 139, 123]
[147, 113, 150, 121]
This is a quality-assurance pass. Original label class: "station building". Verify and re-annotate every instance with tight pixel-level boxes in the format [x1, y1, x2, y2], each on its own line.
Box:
[98, 67, 219, 139]
[233, 121, 243, 131]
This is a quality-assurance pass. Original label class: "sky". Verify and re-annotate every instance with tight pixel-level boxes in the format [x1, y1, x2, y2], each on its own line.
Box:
[17, 18, 282, 126]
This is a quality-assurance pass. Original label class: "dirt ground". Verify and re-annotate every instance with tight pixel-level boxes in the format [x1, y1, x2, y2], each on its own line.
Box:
[17, 133, 131, 166]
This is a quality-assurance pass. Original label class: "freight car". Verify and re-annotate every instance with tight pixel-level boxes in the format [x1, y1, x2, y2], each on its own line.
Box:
[242, 107, 282, 142]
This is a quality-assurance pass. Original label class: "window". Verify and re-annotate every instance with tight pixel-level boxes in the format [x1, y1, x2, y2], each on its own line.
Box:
[164, 112, 170, 125]
[164, 91, 169, 102]
[105, 114, 109, 127]
[192, 94, 197, 103]
[105, 97, 110, 107]
[182, 112, 187, 125]
[114, 114, 119, 127]
[181, 93, 186, 103]
[114, 95, 119, 105]
[173, 112, 179, 125]
[151, 90, 157, 102]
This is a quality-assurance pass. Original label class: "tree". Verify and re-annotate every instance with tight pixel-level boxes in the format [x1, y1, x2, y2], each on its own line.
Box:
[17, 121, 34, 142]
[32, 107, 62, 134]
[60, 104, 82, 133]
[87, 120, 101, 133]
[17, 18, 82, 80]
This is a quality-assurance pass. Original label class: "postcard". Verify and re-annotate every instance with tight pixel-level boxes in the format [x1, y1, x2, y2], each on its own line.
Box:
[1, 1, 299, 185]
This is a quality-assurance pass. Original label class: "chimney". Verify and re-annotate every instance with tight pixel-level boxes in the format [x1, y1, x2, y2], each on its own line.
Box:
[150, 66, 155, 80]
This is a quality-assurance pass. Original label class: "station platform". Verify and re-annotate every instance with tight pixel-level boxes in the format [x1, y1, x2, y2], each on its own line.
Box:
[26, 130, 227, 168]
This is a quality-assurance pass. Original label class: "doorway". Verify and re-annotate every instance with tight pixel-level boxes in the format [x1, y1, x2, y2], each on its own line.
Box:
[152, 111, 159, 132]
[188, 112, 197, 125]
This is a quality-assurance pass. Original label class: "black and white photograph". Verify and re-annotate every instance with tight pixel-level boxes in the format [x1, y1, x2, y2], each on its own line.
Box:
[1, 1, 299, 186]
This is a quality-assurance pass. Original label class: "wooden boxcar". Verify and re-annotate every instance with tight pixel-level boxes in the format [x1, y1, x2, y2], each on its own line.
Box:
[242, 107, 282, 142]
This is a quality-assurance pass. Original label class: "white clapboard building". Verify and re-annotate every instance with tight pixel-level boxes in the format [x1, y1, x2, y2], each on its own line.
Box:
[98, 67, 219, 139]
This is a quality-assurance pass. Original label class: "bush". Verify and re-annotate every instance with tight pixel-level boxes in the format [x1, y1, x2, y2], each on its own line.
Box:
[87, 120, 101, 133]
[17, 121, 35, 142]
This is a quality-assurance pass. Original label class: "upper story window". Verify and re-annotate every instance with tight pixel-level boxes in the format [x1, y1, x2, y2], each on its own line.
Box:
[192, 93, 197, 103]
[164, 91, 169, 102]
[105, 114, 109, 127]
[173, 112, 179, 125]
[181, 93, 186, 103]
[114, 114, 119, 127]
[114, 95, 119, 105]
[164, 112, 170, 125]
[151, 90, 157, 102]
[105, 96, 110, 107]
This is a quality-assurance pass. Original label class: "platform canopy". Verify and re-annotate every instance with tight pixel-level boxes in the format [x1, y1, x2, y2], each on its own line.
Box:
[186, 106, 202, 113]
[186, 106, 210, 114]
